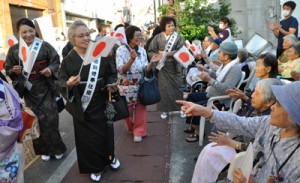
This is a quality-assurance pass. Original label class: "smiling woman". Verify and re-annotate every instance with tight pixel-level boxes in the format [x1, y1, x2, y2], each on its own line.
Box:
[5, 17, 66, 162]
[57, 20, 120, 182]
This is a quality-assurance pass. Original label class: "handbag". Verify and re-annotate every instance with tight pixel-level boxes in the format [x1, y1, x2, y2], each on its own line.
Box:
[18, 107, 40, 142]
[138, 71, 161, 105]
[110, 91, 130, 121]
[56, 95, 65, 113]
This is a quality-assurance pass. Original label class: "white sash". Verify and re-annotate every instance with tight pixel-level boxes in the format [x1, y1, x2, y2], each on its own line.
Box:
[216, 58, 238, 82]
[81, 57, 101, 111]
[156, 32, 178, 70]
[23, 37, 43, 90]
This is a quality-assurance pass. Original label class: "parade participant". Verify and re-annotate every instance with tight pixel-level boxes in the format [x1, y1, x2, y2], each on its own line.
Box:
[147, 16, 185, 120]
[116, 25, 161, 142]
[57, 20, 119, 182]
[0, 79, 24, 183]
[5, 17, 66, 161]
[177, 81, 300, 183]
[269, 1, 298, 58]
[208, 17, 233, 42]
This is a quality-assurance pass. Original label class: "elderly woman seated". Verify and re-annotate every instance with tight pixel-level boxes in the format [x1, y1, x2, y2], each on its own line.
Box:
[278, 34, 298, 64]
[279, 41, 300, 79]
[189, 78, 283, 183]
[177, 80, 300, 183]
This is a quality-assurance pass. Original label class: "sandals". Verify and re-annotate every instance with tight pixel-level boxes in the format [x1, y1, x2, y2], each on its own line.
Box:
[186, 133, 199, 143]
[184, 126, 195, 134]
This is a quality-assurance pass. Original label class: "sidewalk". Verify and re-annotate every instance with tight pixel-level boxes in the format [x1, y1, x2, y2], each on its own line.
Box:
[25, 105, 212, 183]
[61, 105, 172, 183]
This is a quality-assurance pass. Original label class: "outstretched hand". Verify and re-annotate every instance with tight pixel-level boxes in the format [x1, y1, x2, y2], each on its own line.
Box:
[175, 100, 212, 118]
[209, 131, 236, 147]
[226, 88, 248, 101]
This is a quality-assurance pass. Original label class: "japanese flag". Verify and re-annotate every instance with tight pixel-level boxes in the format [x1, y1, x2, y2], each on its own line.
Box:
[113, 27, 127, 45]
[0, 53, 6, 71]
[83, 36, 118, 65]
[185, 40, 191, 48]
[6, 34, 18, 47]
[173, 46, 195, 68]
[195, 43, 202, 54]
[18, 37, 30, 63]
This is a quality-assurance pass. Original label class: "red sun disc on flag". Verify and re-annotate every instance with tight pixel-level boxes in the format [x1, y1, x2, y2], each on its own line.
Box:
[179, 52, 190, 63]
[93, 42, 106, 57]
[110, 32, 114, 36]
[8, 39, 15, 47]
[21, 46, 27, 62]
[190, 45, 196, 52]
[115, 33, 124, 39]
[0, 60, 4, 70]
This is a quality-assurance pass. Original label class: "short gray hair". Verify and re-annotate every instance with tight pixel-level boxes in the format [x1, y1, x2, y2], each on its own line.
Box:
[256, 78, 284, 103]
[283, 34, 298, 46]
[68, 20, 88, 45]
[291, 41, 300, 55]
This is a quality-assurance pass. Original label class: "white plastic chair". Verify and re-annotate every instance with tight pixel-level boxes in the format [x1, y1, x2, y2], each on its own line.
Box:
[198, 72, 246, 146]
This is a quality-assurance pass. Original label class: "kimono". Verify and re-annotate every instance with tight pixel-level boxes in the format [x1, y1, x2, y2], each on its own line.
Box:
[147, 32, 185, 112]
[57, 50, 117, 173]
[0, 79, 24, 183]
[5, 41, 66, 156]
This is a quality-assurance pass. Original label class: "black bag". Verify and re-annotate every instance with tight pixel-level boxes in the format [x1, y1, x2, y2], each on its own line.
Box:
[111, 92, 130, 121]
[138, 71, 161, 105]
[56, 95, 65, 113]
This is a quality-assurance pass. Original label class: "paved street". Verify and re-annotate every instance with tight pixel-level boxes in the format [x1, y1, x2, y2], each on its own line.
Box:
[24, 105, 212, 183]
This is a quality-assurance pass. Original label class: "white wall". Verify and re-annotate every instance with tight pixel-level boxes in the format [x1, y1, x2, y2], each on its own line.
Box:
[230, 0, 280, 47]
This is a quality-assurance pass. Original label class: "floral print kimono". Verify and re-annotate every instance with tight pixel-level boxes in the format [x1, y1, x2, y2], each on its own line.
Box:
[116, 45, 148, 105]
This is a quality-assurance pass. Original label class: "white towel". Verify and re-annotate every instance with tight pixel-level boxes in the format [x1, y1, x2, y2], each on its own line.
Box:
[191, 142, 237, 183]
[216, 58, 238, 82]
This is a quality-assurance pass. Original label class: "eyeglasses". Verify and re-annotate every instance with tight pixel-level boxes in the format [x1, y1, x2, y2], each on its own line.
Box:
[74, 32, 91, 38]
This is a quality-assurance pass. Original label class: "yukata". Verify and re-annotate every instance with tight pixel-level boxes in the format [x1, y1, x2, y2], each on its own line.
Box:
[210, 110, 300, 182]
[5, 41, 66, 156]
[116, 45, 148, 137]
[0, 79, 24, 183]
[148, 32, 185, 112]
[58, 50, 116, 173]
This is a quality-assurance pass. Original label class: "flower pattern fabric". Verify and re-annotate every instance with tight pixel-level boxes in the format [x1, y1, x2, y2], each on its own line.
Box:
[116, 45, 148, 105]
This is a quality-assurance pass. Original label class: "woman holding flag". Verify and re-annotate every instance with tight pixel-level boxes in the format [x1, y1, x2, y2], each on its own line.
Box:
[5, 18, 66, 161]
[57, 20, 119, 182]
[147, 16, 185, 120]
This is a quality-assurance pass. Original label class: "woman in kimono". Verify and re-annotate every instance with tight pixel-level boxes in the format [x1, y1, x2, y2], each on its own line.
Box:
[5, 18, 66, 161]
[0, 79, 24, 183]
[147, 16, 185, 119]
[57, 20, 119, 182]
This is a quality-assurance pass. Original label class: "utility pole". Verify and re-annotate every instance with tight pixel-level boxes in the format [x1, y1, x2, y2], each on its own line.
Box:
[154, 0, 156, 23]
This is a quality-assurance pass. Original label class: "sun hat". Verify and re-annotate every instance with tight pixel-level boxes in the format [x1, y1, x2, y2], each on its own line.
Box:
[271, 81, 300, 126]
[219, 42, 238, 55]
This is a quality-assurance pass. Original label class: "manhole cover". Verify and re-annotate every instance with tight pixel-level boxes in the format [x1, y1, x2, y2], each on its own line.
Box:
[24, 131, 65, 170]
